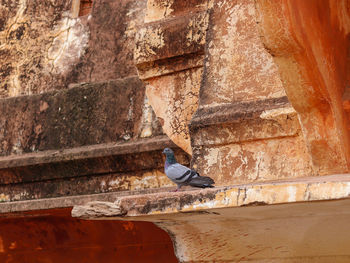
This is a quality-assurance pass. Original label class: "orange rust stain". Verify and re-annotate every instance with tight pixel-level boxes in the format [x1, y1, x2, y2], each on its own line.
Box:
[0, 237, 4, 253]
[122, 221, 135, 231]
[8, 242, 16, 250]
[258, 0, 350, 174]
[0, 209, 177, 263]
[343, 100, 350, 111]
[79, 0, 93, 16]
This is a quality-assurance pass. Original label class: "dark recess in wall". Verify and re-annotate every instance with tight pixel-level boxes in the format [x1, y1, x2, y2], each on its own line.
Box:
[79, 0, 93, 16]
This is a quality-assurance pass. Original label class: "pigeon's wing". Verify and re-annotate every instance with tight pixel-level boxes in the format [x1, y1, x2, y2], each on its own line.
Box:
[188, 176, 215, 188]
[165, 163, 198, 184]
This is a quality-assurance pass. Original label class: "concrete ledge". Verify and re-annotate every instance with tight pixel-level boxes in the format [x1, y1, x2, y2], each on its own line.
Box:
[71, 174, 350, 219]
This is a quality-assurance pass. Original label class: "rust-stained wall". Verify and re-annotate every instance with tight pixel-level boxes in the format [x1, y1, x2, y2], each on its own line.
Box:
[135, 0, 209, 154]
[257, 0, 350, 175]
[1, 0, 350, 262]
[135, 0, 350, 186]
[0, 209, 177, 263]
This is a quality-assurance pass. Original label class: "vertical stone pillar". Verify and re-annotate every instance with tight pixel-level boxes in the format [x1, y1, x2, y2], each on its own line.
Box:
[189, 0, 313, 185]
[134, 0, 211, 155]
[256, 0, 350, 175]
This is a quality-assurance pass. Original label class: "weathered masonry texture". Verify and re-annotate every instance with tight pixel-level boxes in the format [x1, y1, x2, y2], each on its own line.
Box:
[1, 0, 350, 262]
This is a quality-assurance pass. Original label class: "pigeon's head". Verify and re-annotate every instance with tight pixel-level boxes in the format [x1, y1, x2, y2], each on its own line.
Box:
[162, 148, 174, 155]
[162, 148, 177, 164]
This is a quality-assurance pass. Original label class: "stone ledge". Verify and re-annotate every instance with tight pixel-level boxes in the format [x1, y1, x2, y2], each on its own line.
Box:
[0, 135, 175, 169]
[134, 11, 208, 64]
[189, 96, 300, 147]
[71, 174, 350, 219]
[190, 97, 291, 127]
[0, 76, 145, 157]
[0, 187, 174, 215]
[0, 135, 190, 202]
[0, 135, 179, 185]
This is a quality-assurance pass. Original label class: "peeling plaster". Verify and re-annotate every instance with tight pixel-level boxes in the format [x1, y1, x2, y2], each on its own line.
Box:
[145, 0, 175, 22]
[0, 193, 10, 202]
[202, 0, 285, 108]
[46, 13, 89, 74]
[260, 107, 296, 120]
[135, 26, 165, 59]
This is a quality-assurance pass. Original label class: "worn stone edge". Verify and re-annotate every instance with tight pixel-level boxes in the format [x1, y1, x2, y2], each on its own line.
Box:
[71, 174, 350, 219]
[0, 186, 175, 215]
[0, 135, 175, 169]
[190, 96, 291, 127]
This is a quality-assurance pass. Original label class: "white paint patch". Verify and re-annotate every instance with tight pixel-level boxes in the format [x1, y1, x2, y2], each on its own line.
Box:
[204, 148, 220, 168]
[140, 96, 153, 138]
[131, 175, 156, 190]
[183, 199, 218, 210]
[46, 12, 89, 74]
[287, 186, 297, 202]
[108, 178, 121, 187]
[260, 107, 295, 120]
[13, 190, 29, 201]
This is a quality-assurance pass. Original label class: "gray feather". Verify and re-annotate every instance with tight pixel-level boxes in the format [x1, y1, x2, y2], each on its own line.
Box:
[188, 176, 215, 188]
[163, 147, 215, 189]
[165, 163, 198, 184]
[165, 163, 214, 188]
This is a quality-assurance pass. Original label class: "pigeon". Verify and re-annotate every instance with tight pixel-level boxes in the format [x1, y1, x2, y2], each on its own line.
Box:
[162, 148, 215, 191]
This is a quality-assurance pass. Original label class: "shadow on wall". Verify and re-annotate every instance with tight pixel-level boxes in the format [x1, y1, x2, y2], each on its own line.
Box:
[0, 209, 178, 263]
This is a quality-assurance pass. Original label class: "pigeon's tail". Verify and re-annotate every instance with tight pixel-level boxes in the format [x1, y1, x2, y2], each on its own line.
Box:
[188, 176, 215, 188]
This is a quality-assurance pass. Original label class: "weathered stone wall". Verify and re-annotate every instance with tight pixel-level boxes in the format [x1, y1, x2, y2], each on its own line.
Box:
[1, 1, 350, 263]
[0, 0, 146, 97]
[134, 0, 350, 186]
[257, 0, 350, 175]
[134, 0, 316, 185]
[0, 0, 189, 203]
[135, 0, 210, 155]
[0, 0, 81, 97]
[0, 0, 349, 198]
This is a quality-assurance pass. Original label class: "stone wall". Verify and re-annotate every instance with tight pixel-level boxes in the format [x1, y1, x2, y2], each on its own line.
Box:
[135, 0, 350, 186]
[0, 0, 192, 203]
[1, 1, 350, 262]
[1, 0, 350, 198]
[0, 0, 145, 97]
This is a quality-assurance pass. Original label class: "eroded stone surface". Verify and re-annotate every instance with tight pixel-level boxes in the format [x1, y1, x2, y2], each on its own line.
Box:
[146, 68, 202, 155]
[72, 174, 350, 219]
[135, 2, 209, 154]
[71, 0, 147, 83]
[0, 136, 190, 202]
[72, 175, 350, 262]
[199, 0, 285, 108]
[0, 0, 147, 97]
[0, 0, 86, 97]
[257, 0, 350, 175]
[0, 77, 145, 156]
